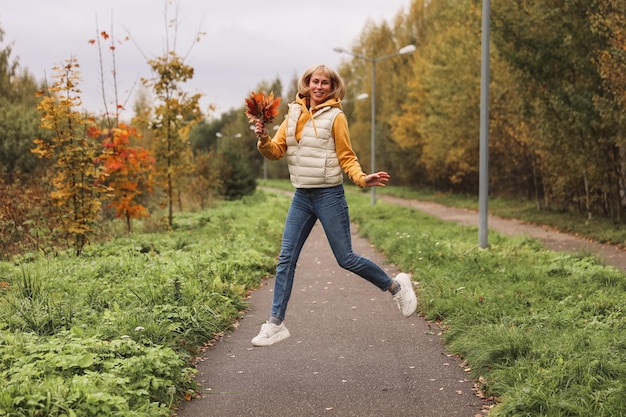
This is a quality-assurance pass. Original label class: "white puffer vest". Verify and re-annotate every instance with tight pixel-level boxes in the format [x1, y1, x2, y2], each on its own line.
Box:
[285, 102, 344, 188]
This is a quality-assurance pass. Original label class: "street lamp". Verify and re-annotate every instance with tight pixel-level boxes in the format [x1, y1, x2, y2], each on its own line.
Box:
[334, 44, 416, 205]
[478, 0, 491, 249]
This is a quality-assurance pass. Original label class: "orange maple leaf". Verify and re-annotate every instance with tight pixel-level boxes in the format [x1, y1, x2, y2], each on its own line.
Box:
[244, 91, 281, 124]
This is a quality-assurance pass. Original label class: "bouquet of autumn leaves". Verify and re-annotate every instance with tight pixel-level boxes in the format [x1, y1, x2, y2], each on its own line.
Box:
[245, 91, 281, 125]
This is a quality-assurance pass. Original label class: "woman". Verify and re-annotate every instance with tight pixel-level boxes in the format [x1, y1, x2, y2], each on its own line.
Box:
[252, 64, 417, 347]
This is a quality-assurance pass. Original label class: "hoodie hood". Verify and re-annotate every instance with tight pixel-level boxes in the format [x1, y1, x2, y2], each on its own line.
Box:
[296, 93, 342, 112]
[293, 93, 343, 140]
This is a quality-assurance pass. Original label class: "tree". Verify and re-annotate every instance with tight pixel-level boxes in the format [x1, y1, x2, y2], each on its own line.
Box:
[492, 0, 618, 218]
[0, 95, 42, 175]
[32, 58, 110, 255]
[89, 28, 156, 234]
[145, 51, 202, 227]
[218, 131, 257, 200]
[0, 25, 45, 178]
[188, 151, 221, 209]
[589, 2, 626, 220]
[100, 124, 155, 233]
[391, 0, 483, 191]
[139, 2, 204, 227]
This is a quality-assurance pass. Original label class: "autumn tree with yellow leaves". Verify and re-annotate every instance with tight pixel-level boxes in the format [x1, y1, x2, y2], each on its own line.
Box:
[32, 58, 110, 255]
[144, 51, 202, 228]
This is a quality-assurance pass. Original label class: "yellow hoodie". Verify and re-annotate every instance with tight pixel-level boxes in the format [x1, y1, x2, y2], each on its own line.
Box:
[257, 94, 367, 188]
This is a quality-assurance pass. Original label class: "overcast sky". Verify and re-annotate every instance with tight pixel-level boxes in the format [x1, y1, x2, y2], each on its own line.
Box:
[1, 0, 410, 118]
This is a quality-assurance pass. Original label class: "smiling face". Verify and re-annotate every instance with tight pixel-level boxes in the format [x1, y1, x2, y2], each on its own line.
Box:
[308, 70, 332, 108]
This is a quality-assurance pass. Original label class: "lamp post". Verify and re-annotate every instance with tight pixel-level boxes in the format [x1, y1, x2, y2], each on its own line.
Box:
[478, 0, 491, 249]
[334, 44, 416, 205]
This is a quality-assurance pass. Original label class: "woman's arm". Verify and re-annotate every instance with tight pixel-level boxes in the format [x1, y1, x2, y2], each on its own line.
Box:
[334, 114, 390, 188]
[256, 119, 288, 160]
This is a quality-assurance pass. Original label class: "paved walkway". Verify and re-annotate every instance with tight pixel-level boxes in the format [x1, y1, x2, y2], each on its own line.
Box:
[176, 220, 482, 417]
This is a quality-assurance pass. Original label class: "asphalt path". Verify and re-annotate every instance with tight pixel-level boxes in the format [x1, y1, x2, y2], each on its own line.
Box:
[176, 220, 482, 417]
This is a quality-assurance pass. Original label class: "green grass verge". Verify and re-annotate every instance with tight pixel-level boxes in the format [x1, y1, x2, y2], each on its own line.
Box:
[0, 191, 289, 416]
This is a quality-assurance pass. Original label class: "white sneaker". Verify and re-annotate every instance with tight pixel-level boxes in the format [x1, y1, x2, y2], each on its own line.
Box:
[251, 321, 291, 347]
[393, 273, 417, 317]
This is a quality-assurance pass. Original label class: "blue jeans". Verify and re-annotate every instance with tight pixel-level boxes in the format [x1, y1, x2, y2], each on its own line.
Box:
[271, 184, 393, 321]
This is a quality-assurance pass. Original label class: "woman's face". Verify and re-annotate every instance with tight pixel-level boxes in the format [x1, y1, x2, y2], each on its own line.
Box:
[308, 70, 332, 107]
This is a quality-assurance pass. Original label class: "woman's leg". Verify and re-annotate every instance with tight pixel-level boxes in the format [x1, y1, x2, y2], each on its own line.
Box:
[315, 185, 393, 291]
[271, 189, 318, 321]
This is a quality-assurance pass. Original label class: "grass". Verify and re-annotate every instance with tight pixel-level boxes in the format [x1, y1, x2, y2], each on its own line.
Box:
[0, 191, 289, 416]
[2, 184, 626, 416]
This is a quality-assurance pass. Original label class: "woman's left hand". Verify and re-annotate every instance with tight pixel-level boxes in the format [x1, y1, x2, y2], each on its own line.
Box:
[365, 171, 390, 187]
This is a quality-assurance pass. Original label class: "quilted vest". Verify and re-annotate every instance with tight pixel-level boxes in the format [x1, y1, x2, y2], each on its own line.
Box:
[285, 103, 344, 188]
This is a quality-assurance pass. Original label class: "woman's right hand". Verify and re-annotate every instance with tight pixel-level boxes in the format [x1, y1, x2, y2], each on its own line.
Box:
[255, 119, 269, 139]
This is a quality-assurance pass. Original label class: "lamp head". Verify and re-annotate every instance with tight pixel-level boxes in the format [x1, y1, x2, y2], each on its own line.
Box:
[398, 44, 416, 55]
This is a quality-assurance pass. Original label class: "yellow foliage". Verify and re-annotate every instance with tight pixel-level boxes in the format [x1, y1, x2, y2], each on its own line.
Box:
[32, 56, 109, 255]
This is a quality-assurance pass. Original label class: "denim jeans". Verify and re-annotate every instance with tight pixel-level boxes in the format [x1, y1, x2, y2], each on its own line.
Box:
[271, 184, 393, 321]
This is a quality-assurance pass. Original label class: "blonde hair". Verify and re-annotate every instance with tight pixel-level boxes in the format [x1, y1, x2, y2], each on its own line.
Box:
[298, 64, 345, 101]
